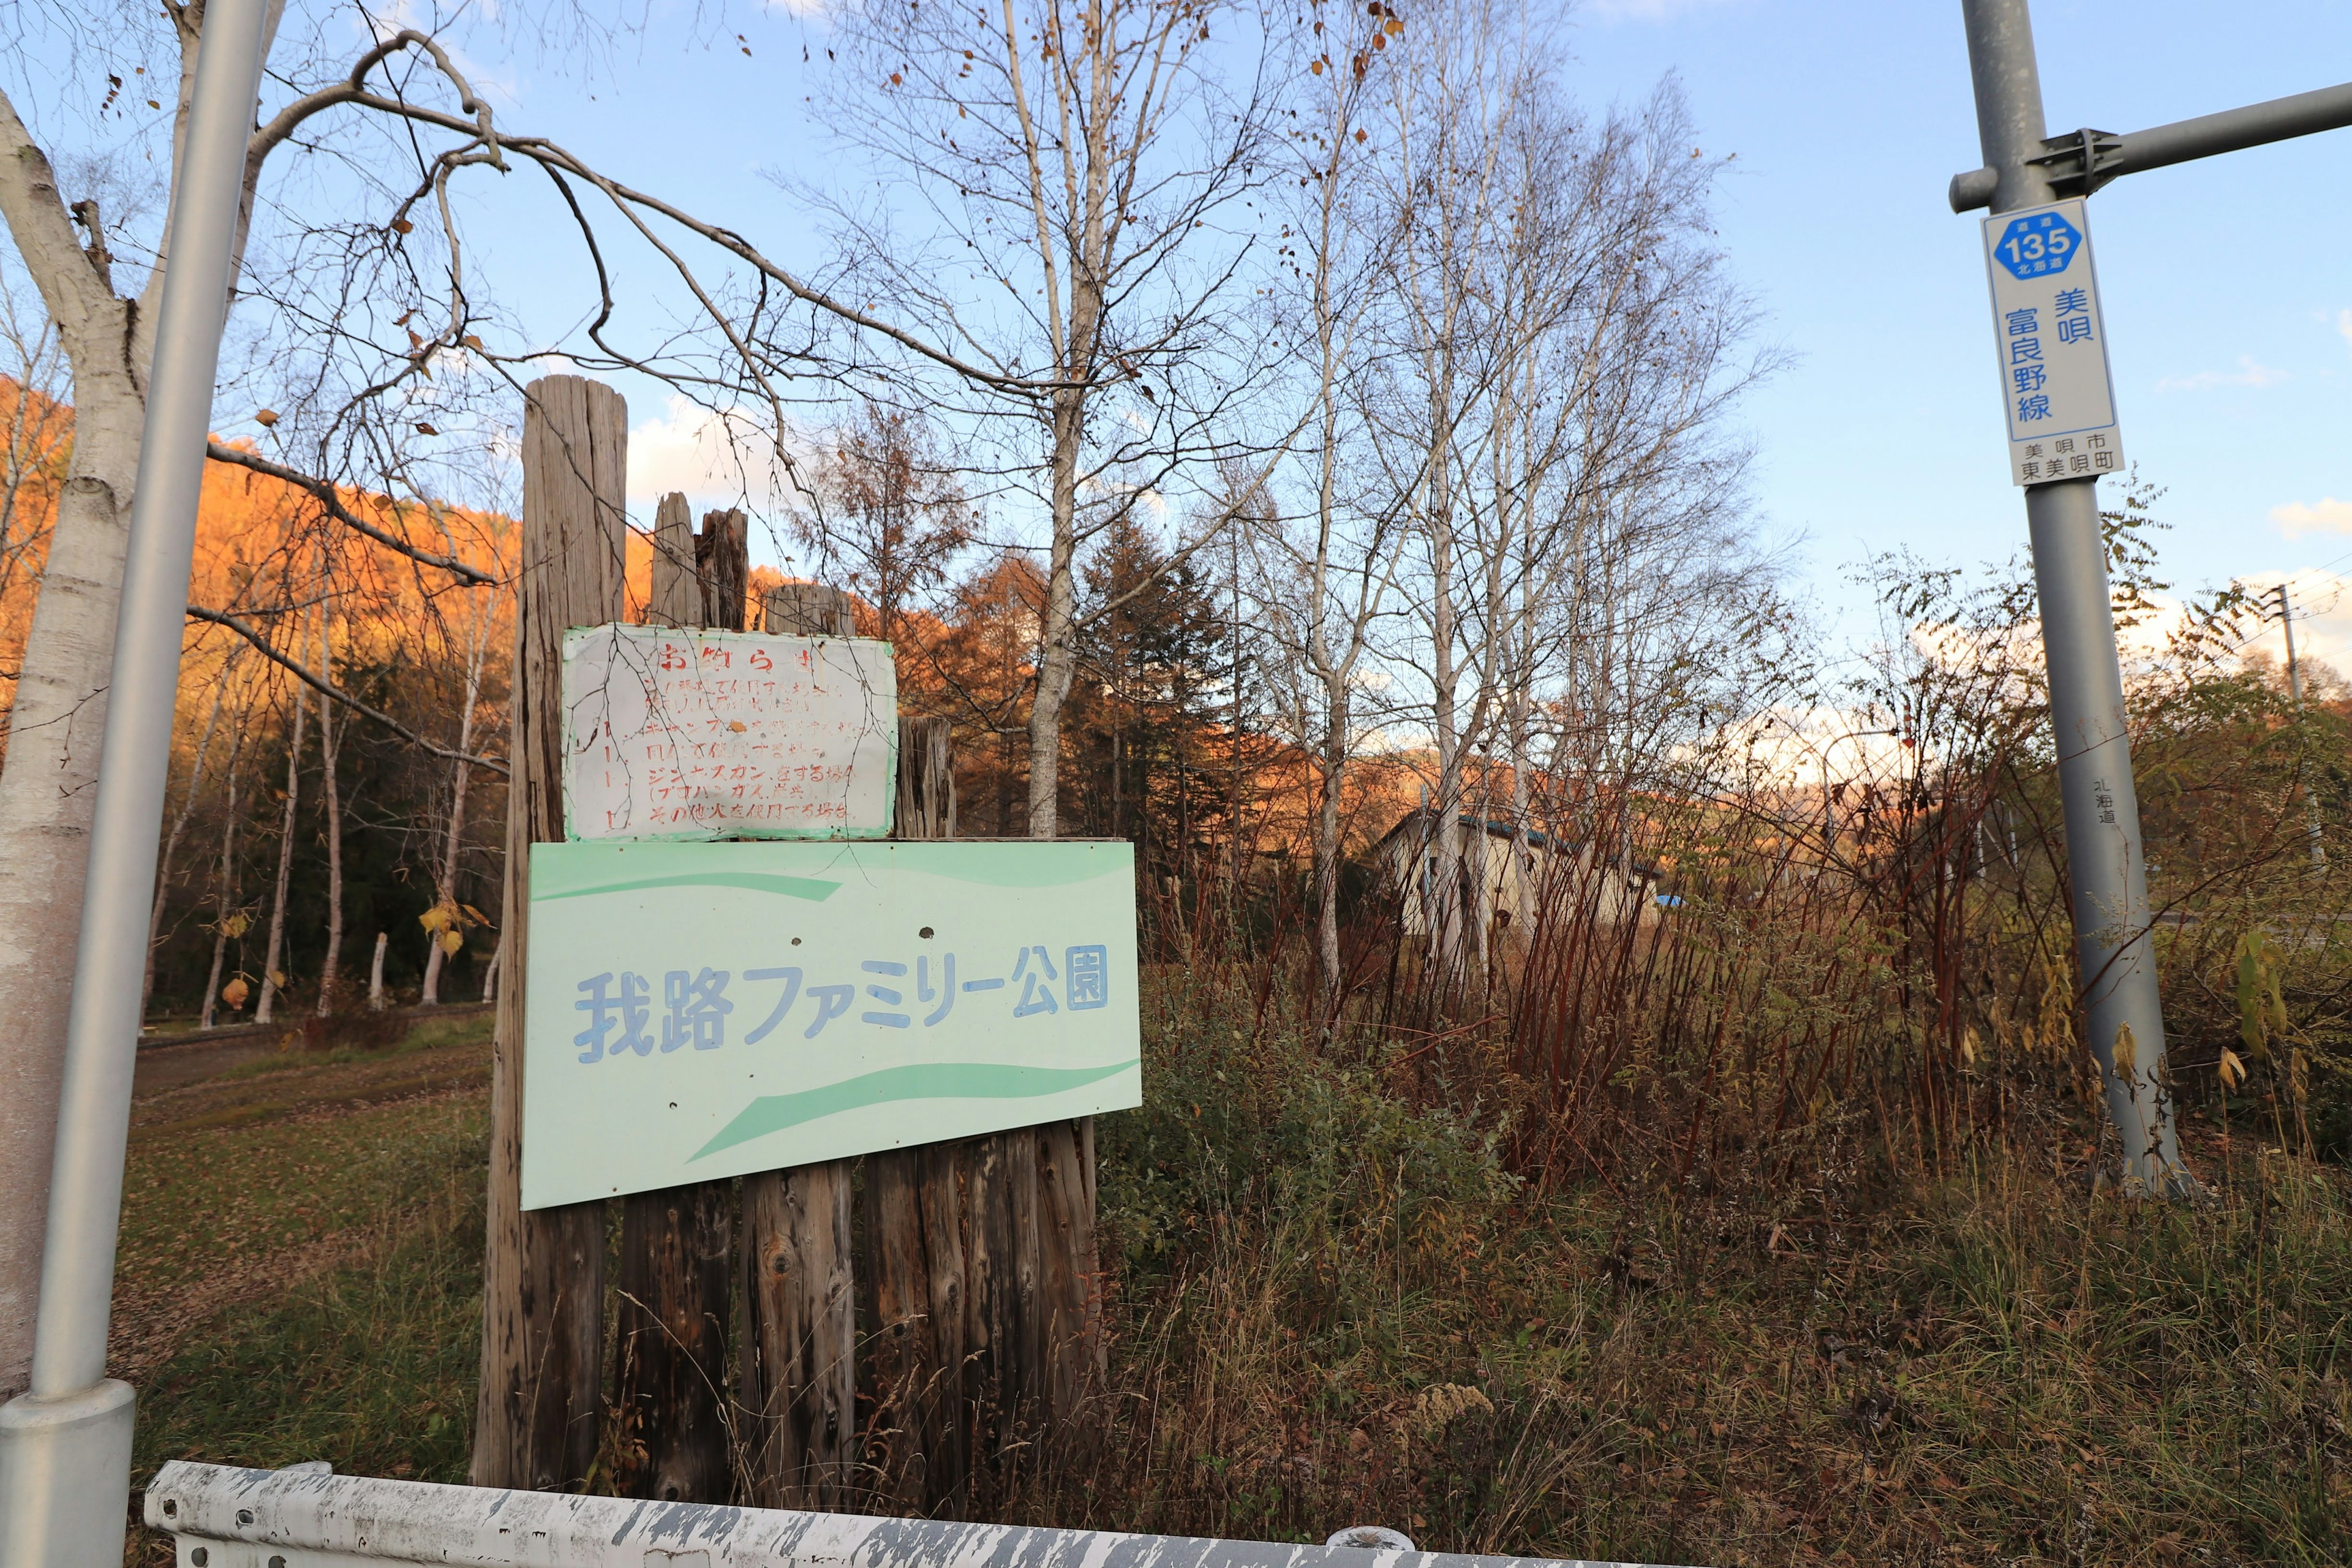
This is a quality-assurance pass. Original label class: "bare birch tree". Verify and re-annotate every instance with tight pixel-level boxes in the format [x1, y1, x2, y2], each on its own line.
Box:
[1368, 0, 1530, 981]
[145, 646, 240, 1012]
[0, 0, 524, 1390]
[255, 631, 310, 1025]
[797, 0, 1277, 834]
[1242, 0, 1411, 1020]
[420, 579, 499, 1006]
[1356, 15, 1768, 984]
[313, 581, 347, 1014]
[198, 696, 253, 1031]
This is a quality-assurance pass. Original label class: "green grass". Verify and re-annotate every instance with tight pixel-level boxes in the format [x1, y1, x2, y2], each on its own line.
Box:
[119, 1000, 2352, 1567]
[130, 1165, 483, 1484]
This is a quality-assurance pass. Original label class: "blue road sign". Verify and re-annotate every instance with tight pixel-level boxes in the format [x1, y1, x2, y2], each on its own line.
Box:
[1991, 209, 2082, 281]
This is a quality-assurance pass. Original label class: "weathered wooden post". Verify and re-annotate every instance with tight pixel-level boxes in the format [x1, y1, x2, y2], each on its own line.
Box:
[609, 496, 748, 1502]
[862, 717, 970, 1509]
[473, 375, 623, 1491]
[739, 581, 861, 1508]
[869, 713, 1104, 1512]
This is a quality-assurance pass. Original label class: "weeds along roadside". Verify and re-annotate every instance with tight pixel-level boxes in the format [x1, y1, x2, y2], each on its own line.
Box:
[1023, 960, 2351, 1566]
[114, 955, 2350, 1566]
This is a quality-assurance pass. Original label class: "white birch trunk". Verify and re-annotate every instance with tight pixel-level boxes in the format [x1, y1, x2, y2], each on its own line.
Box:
[369, 930, 389, 1011]
[314, 596, 346, 1014]
[0, 0, 288, 1389]
[200, 731, 249, 1031]
[420, 591, 491, 1003]
[255, 665, 309, 1024]
[145, 655, 236, 1014]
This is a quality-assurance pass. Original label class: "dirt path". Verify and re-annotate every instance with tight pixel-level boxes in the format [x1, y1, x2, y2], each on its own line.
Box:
[110, 1018, 494, 1384]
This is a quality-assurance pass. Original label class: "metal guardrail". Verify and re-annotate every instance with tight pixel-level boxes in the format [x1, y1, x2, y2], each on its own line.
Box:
[145, 1461, 1693, 1568]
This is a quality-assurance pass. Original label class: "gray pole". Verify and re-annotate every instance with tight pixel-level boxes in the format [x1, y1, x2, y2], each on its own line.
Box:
[2276, 583, 2326, 867]
[0, 0, 274, 1559]
[1961, 0, 2185, 1192]
[2277, 583, 2305, 705]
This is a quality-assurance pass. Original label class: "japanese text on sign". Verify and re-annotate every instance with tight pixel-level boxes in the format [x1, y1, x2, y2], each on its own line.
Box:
[570, 943, 1114, 1063]
[521, 839, 1142, 1208]
[562, 625, 897, 841]
[1981, 200, 2124, 486]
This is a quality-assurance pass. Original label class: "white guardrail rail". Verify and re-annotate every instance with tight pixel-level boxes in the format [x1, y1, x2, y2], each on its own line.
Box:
[145, 1461, 1695, 1568]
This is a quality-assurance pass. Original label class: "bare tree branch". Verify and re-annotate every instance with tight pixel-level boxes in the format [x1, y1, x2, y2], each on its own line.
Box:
[205, 442, 497, 586]
[186, 605, 508, 775]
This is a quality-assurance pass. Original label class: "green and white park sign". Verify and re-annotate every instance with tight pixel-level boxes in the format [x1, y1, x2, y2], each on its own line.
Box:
[520, 837, 1142, 1208]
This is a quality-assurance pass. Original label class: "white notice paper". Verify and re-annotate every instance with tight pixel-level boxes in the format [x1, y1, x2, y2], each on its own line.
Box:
[1980, 197, 2124, 486]
[562, 624, 897, 841]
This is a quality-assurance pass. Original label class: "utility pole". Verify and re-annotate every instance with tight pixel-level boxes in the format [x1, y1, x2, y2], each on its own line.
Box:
[1951, 0, 2352, 1193]
[2275, 582, 2327, 868]
[0, 0, 274, 1559]
[2277, 584, 2306, 706]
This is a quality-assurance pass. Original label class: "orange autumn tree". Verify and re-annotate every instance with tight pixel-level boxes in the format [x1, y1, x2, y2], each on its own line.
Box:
[0, 374, 72, 742]
[145, 445, 515, 1023]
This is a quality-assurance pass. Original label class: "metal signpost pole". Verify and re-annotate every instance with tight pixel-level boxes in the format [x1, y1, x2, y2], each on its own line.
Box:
[1953, 2, 2352, 1191]
[1959, 0, 2182, 1190]
[0, 0, 274, 1559]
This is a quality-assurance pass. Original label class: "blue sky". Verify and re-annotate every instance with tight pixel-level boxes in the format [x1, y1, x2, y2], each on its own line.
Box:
[466, 0, 2352, 655]
[18, 0, 2352, 663]
[1556, 0, 2352, 664]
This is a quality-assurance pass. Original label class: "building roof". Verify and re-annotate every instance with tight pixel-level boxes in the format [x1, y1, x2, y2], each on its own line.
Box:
[1372, 807, 1662, 882]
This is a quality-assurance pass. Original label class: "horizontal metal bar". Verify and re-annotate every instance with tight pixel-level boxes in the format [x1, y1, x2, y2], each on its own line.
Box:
[1949, 78, 2352, 209]
[1948, 167, 2000, 211]
[2109, 79, 2352, 178]
[145, 1462, 1695, 1568]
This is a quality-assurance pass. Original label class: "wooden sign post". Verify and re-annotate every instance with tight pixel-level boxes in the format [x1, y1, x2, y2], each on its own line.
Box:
[741, 583, 860, 1508]
[609, 496, 747, 1502]
[473, 376, 622, 1491]
[478, 379, 1112, 1508]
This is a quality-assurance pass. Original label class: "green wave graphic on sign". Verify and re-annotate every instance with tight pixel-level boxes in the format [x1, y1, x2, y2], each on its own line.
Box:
[693, 1058, 1138, 1161]
[537, 871, 842, 903]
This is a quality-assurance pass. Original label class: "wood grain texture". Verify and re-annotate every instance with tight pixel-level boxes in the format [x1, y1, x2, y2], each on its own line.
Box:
[894, 715, 956, 840]
[611, 491, 742, 1502]
[649, 492, 695, 628]
[860, 1147, 931, 1509]
[1036, 1118, 1106, 1410]
[761, 582, 856, 639]
[962, 1129, 1017, 1484]
[696, 509, 750, 631]
[864, 717, 967, 1510]
[916, 1139, 971, 1506]
[740, 576, 862, 1507]
[612, 1183, 733, 1501]
[741, 1160, 856, 1506]
[473, 375, 626, 1491]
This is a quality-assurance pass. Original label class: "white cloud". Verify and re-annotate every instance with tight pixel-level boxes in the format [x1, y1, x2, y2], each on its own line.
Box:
[2156, 355, 2288, 393]
[2239, 570, 2352, 681]
[2272, 499, 2352, 538]
[2338, 309, 2352, 360]
[627, 396, 797, 508]
[355, 0, 522, 109]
